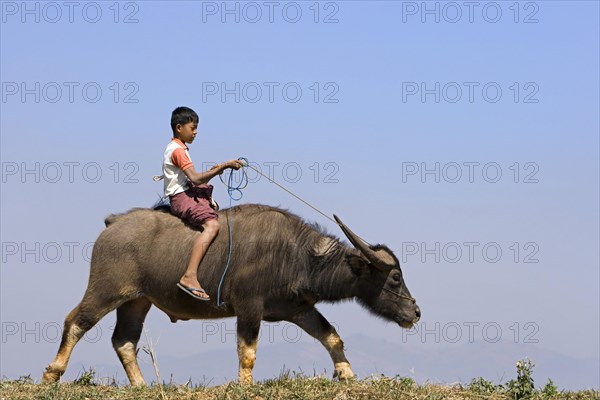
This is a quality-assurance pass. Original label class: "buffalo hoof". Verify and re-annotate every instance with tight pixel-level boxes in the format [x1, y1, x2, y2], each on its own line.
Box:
[129, 379, 147, 387]
[333, 362, 354, 380]
[41, 369, 61, 383]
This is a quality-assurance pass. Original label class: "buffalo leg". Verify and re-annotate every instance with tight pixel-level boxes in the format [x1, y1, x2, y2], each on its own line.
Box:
[42, 295, 125, 383]
[287, 307, 354, 379]
[111, 298, 152, 386]
[236, 314, 261, 384]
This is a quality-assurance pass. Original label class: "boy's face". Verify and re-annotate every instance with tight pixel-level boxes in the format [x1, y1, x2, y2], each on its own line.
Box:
[175, 121, 198, 144]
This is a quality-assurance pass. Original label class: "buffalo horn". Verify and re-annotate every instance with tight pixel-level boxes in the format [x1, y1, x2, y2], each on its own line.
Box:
[333, 215, 393, 271]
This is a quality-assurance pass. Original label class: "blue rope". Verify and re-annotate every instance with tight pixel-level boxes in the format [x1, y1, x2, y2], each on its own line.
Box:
[216, 157, 249, 306]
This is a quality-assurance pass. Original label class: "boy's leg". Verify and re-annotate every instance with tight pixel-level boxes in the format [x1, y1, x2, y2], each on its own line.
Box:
[179, 218, 220, 299]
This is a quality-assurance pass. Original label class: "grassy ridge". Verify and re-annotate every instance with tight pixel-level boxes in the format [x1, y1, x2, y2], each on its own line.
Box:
[1, 374, 598, 400]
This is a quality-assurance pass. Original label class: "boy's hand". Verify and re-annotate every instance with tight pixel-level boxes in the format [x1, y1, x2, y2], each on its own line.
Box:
[226, 159, 245, 170]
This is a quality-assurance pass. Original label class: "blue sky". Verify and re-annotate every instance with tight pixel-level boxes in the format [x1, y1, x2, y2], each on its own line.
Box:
[1, 0, 598, 389]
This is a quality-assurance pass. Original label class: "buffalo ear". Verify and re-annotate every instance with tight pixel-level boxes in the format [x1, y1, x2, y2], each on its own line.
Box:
[348, 254, 370, 276]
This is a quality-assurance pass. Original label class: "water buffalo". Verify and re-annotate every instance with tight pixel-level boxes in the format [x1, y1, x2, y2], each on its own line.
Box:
[42, 204, 420, 385]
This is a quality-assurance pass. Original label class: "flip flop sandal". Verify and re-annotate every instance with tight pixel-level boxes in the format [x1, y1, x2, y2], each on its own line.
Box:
[177, 283, 211, 301]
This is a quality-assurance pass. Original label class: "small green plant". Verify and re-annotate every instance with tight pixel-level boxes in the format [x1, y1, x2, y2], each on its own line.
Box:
[468, 376, 501, 394]
[505, 359, 535, 399]
[542, 378, 559, 398]
[395, 376, 416, 390]
[73, 367, 96, 386]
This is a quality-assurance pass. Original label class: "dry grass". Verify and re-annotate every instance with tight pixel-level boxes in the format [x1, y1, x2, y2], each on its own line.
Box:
[1, 373, 598, 400]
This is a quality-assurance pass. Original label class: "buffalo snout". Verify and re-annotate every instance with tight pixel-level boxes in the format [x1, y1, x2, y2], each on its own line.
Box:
[414, 305, 421, 322]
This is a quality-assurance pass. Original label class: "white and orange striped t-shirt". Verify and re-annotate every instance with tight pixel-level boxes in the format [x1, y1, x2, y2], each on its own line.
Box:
[162, 138, 194, 197]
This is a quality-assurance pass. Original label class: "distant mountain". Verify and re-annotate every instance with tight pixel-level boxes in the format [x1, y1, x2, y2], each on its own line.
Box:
[60, 334, 598, 390]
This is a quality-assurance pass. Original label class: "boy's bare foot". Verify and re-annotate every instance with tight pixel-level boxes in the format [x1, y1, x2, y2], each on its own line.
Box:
[177, 278, 210, 300]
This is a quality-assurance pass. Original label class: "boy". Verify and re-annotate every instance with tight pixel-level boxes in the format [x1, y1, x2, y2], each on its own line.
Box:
[163, 106, 244, 301]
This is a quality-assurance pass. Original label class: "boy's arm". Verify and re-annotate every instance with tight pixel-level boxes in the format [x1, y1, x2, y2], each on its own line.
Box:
[183, 160, 244, 185]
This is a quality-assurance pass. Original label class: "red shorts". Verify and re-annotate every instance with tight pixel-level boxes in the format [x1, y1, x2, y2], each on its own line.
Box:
[169, 184, 218, 229]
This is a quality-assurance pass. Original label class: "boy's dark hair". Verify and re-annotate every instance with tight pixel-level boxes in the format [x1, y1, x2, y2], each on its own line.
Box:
[171, 106, 199, 133]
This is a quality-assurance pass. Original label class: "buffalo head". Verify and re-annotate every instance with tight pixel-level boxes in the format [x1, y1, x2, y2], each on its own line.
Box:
[334, 215, 421, 328]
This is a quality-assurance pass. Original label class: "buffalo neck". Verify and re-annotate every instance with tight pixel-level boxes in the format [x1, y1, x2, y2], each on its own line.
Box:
[309, 245, 359, 302]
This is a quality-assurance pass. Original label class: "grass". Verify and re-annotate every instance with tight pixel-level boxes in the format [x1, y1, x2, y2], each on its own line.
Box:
[1, 358, 597, 399]
[1, 372, 598, 400]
